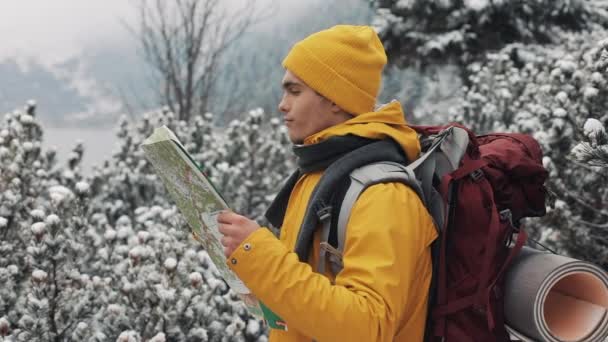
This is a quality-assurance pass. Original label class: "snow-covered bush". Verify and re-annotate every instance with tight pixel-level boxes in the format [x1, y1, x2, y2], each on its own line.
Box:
[453, 32, 608, 266]
[0, 103, 291, 340]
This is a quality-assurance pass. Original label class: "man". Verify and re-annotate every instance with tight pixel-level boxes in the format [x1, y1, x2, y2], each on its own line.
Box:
[217, 25, 437, 341]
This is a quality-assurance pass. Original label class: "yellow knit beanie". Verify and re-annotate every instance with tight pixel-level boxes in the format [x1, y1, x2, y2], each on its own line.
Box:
[282, 25, 387, 116]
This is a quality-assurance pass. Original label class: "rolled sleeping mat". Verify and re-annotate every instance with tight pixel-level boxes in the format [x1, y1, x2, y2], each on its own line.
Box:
[504, 247, 608, 342]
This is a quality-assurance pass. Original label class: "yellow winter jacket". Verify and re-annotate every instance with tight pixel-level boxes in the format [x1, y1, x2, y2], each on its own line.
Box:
[227, 101, 438, 341]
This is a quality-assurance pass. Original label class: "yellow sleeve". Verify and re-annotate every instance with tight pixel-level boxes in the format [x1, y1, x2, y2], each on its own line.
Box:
[228, 183, 436, 341]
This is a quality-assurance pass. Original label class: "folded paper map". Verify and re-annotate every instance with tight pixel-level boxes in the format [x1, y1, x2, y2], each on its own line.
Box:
[141, 125, 285, 329]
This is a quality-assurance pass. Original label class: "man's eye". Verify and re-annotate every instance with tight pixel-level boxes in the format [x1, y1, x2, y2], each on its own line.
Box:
[289, 89, 300, 95]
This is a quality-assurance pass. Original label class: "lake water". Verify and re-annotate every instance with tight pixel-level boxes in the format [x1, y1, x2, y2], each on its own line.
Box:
[43, 126, 116, 174]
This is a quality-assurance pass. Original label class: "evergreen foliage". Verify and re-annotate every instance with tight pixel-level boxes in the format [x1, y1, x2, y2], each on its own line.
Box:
[371, 0, 606, 72]
[0, 103, 292, 341]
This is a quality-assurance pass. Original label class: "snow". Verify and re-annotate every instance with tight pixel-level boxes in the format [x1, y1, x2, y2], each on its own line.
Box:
[7, 265, 18, 275]
[584, 86, 600, 99]
[555, 91, 568, 104]
[128, 245, 149, 260]
[189, 272, 203, 287]
[117, 331, 139, 342]
[45, 214, 60, 225]
[155, 285, 176, 302]
[395, 0, 415, 10]
[19, 114, 34, 124]
[137, 230, 150, 243]
[75, 181, 90, 194]
[247, 319, 261, 336]
[22, 141, 33, 151]
[104, 229, 117, 241]
[107, 304, 124, 315]
[31, 222, 46, 236]
[584, 118, 605, 137]
[32, 269, 48, 282]
[0, 217, 8, 228]
[149, 332, 166, 342]
[465, 0, 489, 11]
[117, 226, 132, 240]
[0, 316, 9, 327]
[30, 209, 45, 219]
[48, 185, 74, 204]
[188, 327, 208, 340]
[557, 59, 577, 73]
[62, 170, 75, 180]
[164, 257, 177, 271]
[592, 71, 604, 83]
[553, 108, 567, 118]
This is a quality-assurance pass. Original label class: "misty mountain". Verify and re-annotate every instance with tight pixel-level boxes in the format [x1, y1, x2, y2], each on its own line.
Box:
[0, 59, 90, 126]
[0, 39, 158, 128]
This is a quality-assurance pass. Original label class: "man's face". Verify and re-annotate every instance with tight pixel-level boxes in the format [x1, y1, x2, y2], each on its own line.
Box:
[278, 70, 341, 144]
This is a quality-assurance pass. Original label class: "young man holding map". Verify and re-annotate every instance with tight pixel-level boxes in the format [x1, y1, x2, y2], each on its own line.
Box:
[217, 25, 437, 341]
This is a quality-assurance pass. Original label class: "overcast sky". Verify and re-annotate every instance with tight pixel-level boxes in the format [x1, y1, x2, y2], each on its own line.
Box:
[0, 0, 293, 66]
[0, 1, 137, 65]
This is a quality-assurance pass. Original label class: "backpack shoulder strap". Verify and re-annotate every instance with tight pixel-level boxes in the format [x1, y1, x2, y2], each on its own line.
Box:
[318, 126, 469, 275]
[336, 161, 423, 252]
[318, 161, 423, 275]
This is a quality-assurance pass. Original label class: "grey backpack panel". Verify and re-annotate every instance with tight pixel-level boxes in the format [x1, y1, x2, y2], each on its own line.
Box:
[318, 126, 469, 275]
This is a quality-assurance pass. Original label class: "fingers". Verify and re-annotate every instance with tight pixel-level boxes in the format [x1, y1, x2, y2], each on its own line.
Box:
[220, 235, 229, 246]
[220, 234, 237, 258]
[216, 210, 258, 259]
[217, 210, 246, 225]
[217, 210, 236, 224]
[218, 222, 230, 235]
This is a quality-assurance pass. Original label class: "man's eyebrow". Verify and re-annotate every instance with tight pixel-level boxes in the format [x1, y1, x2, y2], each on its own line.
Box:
[282, 81, 301, 89]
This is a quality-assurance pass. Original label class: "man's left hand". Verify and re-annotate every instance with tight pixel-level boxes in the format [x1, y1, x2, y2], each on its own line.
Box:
[217, 211, 260, 258]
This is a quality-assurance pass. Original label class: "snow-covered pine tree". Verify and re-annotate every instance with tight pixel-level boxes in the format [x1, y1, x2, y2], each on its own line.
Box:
[0, 102, 102, 341]
[0, 101, 56, 339]
[453, 31, 608, 267]
[371, 0, 606, 74]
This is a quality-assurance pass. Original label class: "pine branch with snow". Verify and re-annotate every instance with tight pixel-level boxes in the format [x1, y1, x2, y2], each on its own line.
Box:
[572, 118, 608, 167]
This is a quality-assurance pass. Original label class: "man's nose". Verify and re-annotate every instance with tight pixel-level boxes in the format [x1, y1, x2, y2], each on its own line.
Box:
[278, 96, 288, 114]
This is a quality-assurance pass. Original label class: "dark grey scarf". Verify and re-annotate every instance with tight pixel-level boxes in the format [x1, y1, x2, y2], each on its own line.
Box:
[265, 134, 408, 262]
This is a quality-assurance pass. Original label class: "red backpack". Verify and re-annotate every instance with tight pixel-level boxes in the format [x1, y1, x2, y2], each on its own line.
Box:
[311, 124, 549, 341]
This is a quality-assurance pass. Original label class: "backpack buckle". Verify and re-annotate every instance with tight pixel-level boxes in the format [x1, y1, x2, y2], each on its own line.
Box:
[470, 169, 484, 182]
[317, 206, 332, 222]
[499, 209, 514, 227]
